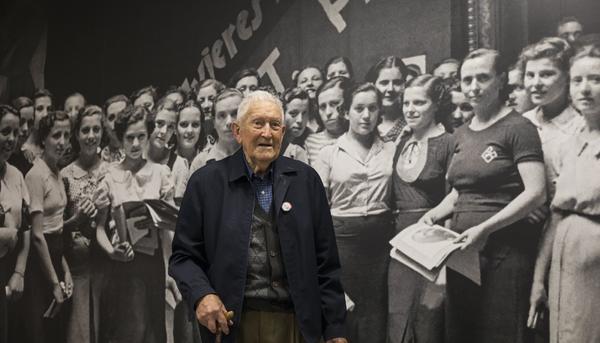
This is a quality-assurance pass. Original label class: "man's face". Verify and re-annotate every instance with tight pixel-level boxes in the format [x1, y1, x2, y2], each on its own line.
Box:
[34, 96, 52, 128]
[235, 76, 259, 97]
[166, 92, 184, 106]
[64, 95, 85, 122]
[134, 93, 154, 111]
[18, 106, 34, 147]
[233, 100, 285, 169]
[558, 21, 583, 44]
[507, 69, 534, 113]
[433, 62, 459, 80]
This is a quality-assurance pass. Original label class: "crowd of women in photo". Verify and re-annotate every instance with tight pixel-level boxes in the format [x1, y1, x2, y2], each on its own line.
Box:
[1, 15, 599, 343]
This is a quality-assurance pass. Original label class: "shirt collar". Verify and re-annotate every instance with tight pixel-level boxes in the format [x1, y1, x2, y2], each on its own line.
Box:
[337, 133, 385, 163]
[242, 151, 274, 181]
[527, 105, 580, 133]
[33, 158, 59, 179]
[65, 159, 106, 179]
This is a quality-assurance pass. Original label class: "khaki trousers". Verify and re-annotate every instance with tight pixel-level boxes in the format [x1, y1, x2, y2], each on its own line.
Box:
[235, 310, 305, 343]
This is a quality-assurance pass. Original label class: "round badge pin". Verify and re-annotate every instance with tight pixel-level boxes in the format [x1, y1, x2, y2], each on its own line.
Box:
[281, 201, 292, 212]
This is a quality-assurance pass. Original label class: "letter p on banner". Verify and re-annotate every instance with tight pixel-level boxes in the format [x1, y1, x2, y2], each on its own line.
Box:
[318, 0, 349, 33]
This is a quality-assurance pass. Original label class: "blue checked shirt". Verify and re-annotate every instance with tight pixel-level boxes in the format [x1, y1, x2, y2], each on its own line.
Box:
[244, 158, 274, 213]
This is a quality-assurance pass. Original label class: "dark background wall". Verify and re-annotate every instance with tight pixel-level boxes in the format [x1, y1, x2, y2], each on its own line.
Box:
[9, 0, 457, 104]
[1, 0, 599, 104]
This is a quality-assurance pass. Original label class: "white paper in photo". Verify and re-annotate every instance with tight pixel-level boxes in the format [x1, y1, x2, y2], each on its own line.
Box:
[402, 54, 427, 73]
[389, 222, 460, 270]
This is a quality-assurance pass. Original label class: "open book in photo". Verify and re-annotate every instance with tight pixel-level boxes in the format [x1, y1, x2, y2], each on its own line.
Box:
[389, 222, 481, 285]
[122, 200, 179, 234]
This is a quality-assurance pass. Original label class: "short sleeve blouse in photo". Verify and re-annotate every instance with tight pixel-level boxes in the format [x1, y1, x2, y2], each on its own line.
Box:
[447, 111, 543, 213]
[102, 161, 174, 208]
[0, 163, 30, 230]
[25, 158, 67, 234]
[314, 133, 395, 217]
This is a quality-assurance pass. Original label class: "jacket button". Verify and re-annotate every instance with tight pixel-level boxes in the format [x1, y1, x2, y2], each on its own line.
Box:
[272, 281, 280, 287]
[270, 251, 278, 257]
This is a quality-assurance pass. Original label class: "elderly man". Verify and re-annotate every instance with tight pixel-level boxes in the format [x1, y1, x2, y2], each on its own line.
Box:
[169, 90, 347, 343]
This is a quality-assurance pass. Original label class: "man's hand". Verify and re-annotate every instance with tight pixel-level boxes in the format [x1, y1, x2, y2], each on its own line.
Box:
[326, 338, 348, 343]
[195, 294, 233, 336]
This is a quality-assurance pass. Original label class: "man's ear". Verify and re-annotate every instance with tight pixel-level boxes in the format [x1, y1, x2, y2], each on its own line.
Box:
[231, 121, 242, 142]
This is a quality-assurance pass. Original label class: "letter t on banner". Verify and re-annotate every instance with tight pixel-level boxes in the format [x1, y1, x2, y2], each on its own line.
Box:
[318, 0, 350, 33]
[258, 47, 284, 93]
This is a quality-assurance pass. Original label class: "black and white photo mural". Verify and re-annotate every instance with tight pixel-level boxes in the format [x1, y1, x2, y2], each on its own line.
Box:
[1, 0, 600, 342]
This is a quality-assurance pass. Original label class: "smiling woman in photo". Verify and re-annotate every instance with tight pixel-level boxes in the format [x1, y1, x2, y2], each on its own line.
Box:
[60, 105, 110, 343]
[172, 100, 206, 204]
[521, 37, 581, 198]
[146, 98, 179, 167]
[366, 56, 410, 143]
[529, 43, 600, 343]
[387, 74, 455, 343]
[0, 105, 30, 343]
[23, 111, 73, 343]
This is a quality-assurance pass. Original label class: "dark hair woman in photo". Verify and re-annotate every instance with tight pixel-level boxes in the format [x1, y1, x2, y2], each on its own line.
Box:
[164, 86, 188, 107]
[420, 48, 546, 343]
[23, 110, 73, 343]
[280, 87, 310, 163]
[8, 97, 35, 174]
[101, 95, 130, 164]
[229, 68, 260, 97]
[304, 76, 351, 165]
[0, 105, 31, 343]
[324, 56, 354, 80]
[95, 105, 177, 343]
[529, 43, 600, 343]
[22, 89, 54, 165]
[388, 74, 455, 343]
[131, 85, 158, 111]
[172, 100, 206, 204]
[196, 78, 226, 145]
[314, 82, 394, 343]
[146, 98, 179, 167]
[293, 65, 324, 100]
[60, 105, 111, 343]
[521, 37, 580, 198]
[365, 56, 409, 142]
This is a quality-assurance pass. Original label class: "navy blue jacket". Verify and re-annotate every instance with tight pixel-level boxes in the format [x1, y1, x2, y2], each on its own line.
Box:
[169, 149, 346, 343]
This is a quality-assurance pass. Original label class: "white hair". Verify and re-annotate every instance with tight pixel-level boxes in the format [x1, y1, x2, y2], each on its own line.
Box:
[236, 90, 284, 123]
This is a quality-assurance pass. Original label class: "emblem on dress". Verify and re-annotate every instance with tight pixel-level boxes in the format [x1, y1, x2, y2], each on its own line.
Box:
[481, 146, 498, 163]
[281, 201, 292, 212]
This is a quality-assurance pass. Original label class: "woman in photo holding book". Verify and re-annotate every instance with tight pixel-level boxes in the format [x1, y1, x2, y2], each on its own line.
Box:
[528, 43, 600, 343]
[95, 105, 178, 343]
[22, 111, 74, 343]
[420, 49, 546, 343]
[388, 74, 455, 343]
